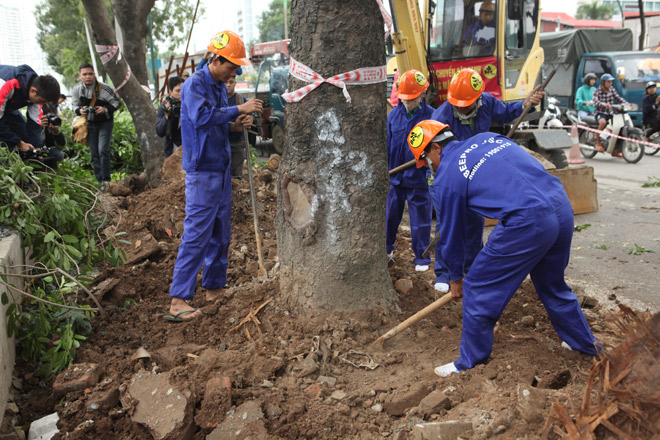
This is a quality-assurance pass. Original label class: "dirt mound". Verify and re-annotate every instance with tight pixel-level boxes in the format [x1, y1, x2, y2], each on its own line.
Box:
[6, 155, 640, 440]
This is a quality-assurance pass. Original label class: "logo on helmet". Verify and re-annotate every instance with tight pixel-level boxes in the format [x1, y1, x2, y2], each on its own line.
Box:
[212, 33, 230, 50]
[409, 127, 425, 149]
[470, 73, 483, 92]
[414, 72, 427, 87]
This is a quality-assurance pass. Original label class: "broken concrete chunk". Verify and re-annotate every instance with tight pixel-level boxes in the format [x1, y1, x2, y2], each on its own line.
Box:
[419, 390, 452, 416]
[412, 420, 473, 440]
[383, 383, 430, 416]
[121, 371, 194, 440]
[206, 400, 265, 440]
[52, 363, 103, 396]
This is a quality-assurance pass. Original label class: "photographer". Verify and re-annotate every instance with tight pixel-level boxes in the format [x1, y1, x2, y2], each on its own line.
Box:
[36, 102, 66, 169]
[71, 63, 121, 186]
[156, 76, 184, 157]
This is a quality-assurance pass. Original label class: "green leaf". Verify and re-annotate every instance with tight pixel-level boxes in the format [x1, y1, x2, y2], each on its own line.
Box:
[1, 292, 7, 305]
[66, 246, 82, 258]
[62, 235, 78, 244]
[44, 231, 55, 243]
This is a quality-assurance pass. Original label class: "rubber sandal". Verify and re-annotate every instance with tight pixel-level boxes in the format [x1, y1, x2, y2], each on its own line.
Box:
[163, 308, 199, 322]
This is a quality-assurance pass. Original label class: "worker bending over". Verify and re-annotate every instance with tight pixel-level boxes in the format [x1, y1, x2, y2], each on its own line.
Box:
[386, 70, 435, 271]
[430, 68, 544, 292]
[406, 120, 598, 376]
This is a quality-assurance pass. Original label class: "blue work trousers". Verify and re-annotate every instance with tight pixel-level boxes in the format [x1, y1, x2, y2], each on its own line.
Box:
[87, 119, 113, 183]
[170, 169, 232, 300]
[434, 212, 484, 284]
[454, 195, 598, 371]
[385, 184, 432, 266]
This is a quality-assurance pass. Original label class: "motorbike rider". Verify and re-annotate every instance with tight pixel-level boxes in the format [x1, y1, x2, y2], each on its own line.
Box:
[592, 73, 629, 156]
[575, 73, 596, 121]
[642, 81, 660, 139]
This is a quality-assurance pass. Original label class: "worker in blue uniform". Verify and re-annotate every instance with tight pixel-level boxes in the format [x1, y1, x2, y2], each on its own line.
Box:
[406, 120, 599, 376]
[386, 70, 435, 272]
[166, 31, 263, 322]
[430, 68, 544, 293]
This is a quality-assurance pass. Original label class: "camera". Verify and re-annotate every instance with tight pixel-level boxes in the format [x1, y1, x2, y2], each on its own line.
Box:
[19, 148, 47, 161]
[46, 113, 61, 126]
[166, 96, 181, 118]
[82, 106, 96, 122]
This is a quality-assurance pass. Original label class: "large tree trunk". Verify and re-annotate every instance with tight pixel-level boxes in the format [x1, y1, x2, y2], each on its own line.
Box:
[275, 0, 397, 313]
[82, 0, 163, 186]
[110, 0, 153, 86]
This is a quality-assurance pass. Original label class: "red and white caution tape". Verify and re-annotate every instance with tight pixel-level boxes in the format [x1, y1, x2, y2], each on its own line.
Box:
[95, 44, 150, 94]
[282, 57, 387, 103]
[521, 123, 660, 149]
[376, 0, 394, 38]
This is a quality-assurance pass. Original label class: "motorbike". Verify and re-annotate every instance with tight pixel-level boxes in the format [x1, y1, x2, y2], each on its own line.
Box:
[567, 104, 645, 164]
[643, 127, 660, 155]
[538, 96, 564, 129]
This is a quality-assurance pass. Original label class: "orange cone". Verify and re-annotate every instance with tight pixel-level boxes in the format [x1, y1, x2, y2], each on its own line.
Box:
[567, 124, 585, 165]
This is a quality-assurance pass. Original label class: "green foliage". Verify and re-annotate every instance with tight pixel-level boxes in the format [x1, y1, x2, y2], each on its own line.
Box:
[627, 244, 655, 255]
[593, 244, 609, 250]
[0, 148, 124, 377]
[36, 0, 200, 87]
[249, 145, 267, 168]
[258, 0, 291, 42]
[576, 0, 615, 20]
[111, 110, 143, 177]
[642, 176, 660, 188]
[574, 224, 591, 232]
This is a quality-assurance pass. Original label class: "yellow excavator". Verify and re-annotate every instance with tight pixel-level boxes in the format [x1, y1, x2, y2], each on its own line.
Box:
[387, 0, 597, 215]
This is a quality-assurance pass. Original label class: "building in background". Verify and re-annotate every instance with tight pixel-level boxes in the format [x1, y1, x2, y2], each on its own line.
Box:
[540, 12, 619, 32]
[624, 11, 660, 50]
[236, 0, 271, 45]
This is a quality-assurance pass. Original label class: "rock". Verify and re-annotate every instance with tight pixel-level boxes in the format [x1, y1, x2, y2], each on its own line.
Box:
[383, 383, 430, 416]
[53, 363, 103, 396]
[371, 404, 383, 412]
[27, 413, 59, 440]
[304, 383, 322, 399]
[330, 390, 347, 401]
[515, 383, 547, 424]
[87, 386, 120, 412]
[520, 315, 535, 327]
[264, 402, 282, 420]
[317, 376, 337, 387]
[412, 420, 473, 440]
[293, 355, 318, 378]
[195, 376, 232, 430]
[245, 261, 260, 275]
[106, 181, 132, 197]
[91, 277, 120, 300]
[207, 400, 268, 440]
[122, 231, 162, 266]
[419, 390, 452, 416]
[121, 371, 195, 440]
[394, 279, 414, 295]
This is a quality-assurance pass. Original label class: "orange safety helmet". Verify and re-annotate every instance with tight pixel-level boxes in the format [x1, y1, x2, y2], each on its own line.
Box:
[207, 31, 250, 66]
[447, 68, 484, 107]
[407, 120, 451, 168]
[397, 69, 430, 100]
[479, 0, 495, 12]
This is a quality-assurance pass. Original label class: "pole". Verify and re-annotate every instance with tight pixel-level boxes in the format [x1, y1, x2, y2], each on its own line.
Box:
[184, 0, 201, 57]
[389, 158, 417, 175]
[505, 70, 556, 138]
[147, 13, 158, 94]
[83, 18, 100, 75]
[283, 0, 288, 40]
[243, 127, 267, 279]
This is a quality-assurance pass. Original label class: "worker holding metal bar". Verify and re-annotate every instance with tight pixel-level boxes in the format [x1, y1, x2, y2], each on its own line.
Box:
[386, 70, 435, 272]
[406, 120, 599, 376]
[430, 68, 544, 293]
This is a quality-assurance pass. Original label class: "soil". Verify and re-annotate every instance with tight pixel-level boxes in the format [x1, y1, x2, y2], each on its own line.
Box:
[5, 150, 641, 439]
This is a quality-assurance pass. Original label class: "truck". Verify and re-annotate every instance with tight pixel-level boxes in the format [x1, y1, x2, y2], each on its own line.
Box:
[539, 28, 660, 127]
[387, 0, 576, 169]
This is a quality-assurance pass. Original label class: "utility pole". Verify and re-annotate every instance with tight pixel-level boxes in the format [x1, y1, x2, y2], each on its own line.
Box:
[284, 0, 288, 39]
[83, 18, 100, 75]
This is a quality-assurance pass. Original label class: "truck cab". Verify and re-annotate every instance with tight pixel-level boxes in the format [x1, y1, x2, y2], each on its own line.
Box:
[576, 52, 660, 127]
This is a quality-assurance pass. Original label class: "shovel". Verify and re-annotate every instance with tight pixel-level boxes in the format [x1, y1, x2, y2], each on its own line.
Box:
[243, 126, 267, 280]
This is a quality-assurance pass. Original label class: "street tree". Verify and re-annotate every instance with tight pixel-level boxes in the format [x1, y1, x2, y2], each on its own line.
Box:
[637, 0, 646, 50]
[36, 0, 198, 88]
[257, 0, 291, 42]
[275, 0, 397, 313]
[576, 0, 614, 20]
[81, 0, 163, 186]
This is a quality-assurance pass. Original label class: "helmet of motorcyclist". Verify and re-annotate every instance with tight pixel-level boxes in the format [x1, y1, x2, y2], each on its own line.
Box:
[407, 120, 454, 168]
[397, 70, 430, 100]
[646, 81, 657, 90]
[600, 73, 615, 82]
[207, 31, 250, 66]
[447, 68, 484, 107]
[583, 73, 597, 84]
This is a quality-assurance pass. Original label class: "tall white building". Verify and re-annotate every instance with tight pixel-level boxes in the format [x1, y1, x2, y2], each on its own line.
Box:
[236, 0, 272, 44]
[0, 1, 51, 75]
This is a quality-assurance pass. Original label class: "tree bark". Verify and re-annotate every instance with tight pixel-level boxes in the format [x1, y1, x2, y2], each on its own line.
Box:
[275, 0, 397, 313]
[110, 0, 153, 86]
[81, 0, 163, 186]
[637, 0, 646, 50]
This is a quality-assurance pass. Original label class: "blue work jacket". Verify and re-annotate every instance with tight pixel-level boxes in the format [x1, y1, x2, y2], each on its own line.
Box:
[387, 101, 435, 188]
[180, 65, 239, 172]
[431, 92, 524, 141]
[431, 132, 566, 280]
